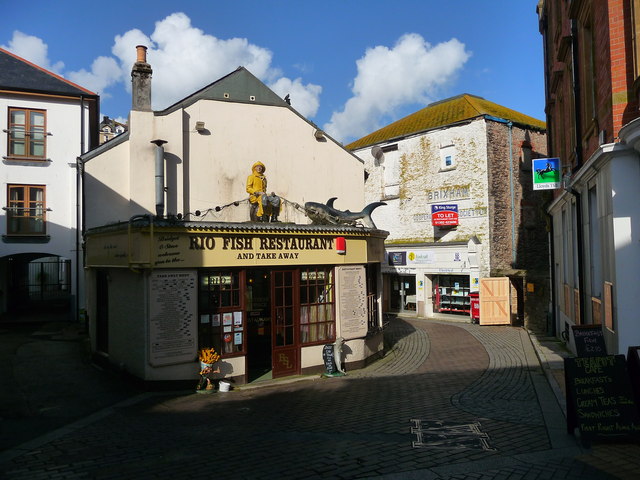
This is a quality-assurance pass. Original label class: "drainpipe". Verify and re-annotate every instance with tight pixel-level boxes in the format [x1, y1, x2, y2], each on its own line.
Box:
[151, 140, 167, 218]
[507, 121, 516, 265]
[75, 96, 85, 324]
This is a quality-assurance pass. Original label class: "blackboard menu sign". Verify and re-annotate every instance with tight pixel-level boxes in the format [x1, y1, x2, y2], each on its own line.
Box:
[627, 346, 640, 410]
[565, 355, 640, 443]
[572, 324, 607, 357]
[322, 344, 336, 374]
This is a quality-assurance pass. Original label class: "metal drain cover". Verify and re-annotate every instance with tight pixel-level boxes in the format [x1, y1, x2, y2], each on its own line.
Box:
[411, 419, 495, 451]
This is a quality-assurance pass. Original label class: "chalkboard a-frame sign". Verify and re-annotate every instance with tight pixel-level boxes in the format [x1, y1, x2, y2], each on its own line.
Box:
[322, 344, 336, 374]
[571, 324, 607, 357]
[565, 355, 640, 445]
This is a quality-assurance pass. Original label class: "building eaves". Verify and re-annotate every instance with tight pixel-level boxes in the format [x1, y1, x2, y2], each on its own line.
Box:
[80, 130, 130, 163]
[0, 48, 97, 98]
[345, 93, 546, 151]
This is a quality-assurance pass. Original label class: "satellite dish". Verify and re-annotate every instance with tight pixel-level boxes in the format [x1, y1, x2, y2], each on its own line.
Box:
[371, 146, 384, 166]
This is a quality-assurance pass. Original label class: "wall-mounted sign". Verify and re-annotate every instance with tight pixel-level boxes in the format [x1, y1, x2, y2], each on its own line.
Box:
[532, 157, 561, 190]
[426, 185, 470, 202]
[388, 251, 406, 266]
[337, 265, 368, 340]
[407, 251, 434, 264]
[431, 204, 459, 226]
[87, 231, 374, 268]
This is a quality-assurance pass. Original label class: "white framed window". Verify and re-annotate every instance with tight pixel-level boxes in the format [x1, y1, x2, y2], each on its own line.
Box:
[440, 144, 456, 171]
[6, 184, 46, 235]
[7, 107, 47, 159]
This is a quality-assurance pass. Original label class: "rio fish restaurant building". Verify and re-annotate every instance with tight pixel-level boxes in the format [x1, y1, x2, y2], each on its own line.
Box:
[84, 218, 387, 384]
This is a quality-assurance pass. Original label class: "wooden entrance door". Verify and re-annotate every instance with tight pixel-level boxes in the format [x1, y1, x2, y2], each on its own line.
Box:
[271, 270, 299, 378]
[479, 277, 511, 325]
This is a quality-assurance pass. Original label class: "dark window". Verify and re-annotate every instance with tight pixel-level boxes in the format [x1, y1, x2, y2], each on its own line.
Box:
[198, 271, 245, 356]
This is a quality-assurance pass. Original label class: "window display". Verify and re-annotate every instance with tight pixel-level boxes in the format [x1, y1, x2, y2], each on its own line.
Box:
[434, 275, 471, 315]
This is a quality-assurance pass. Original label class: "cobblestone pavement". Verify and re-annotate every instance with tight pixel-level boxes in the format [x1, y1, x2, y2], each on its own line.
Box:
[1, 317, 639, 479]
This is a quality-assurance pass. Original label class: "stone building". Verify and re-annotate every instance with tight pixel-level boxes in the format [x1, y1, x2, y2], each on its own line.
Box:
[347, 94, 550, 333]
[98, 115, 127, 144]
[538, 0, 640, 355]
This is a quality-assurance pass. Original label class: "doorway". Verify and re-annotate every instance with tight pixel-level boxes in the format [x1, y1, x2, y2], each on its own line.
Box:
[271, 270, 299, 378]
[95, 270, 109, 353]
[390, 274, 416, 313]
[246, 269, 272, 382]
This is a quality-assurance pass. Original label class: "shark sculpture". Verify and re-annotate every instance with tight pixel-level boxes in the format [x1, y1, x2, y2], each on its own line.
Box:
[304, 197, 386, 229]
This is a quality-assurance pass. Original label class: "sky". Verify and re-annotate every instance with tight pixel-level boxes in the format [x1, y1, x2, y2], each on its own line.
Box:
[2, 1, 546, 145]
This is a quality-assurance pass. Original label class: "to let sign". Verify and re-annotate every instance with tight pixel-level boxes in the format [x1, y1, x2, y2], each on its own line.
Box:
[431, 204, 459, 227]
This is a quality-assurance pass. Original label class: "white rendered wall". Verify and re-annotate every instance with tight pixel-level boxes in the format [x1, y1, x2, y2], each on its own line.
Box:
[1, 93, 91, 311]
[609, 151, 640, 354]
[84, 102, 365, 229]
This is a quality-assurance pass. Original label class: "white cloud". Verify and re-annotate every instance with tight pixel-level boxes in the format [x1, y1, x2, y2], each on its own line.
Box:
[4, 13, 322, 118]
[1, 31, 64, 74]
[102, 12, 321, 112]
[269, 77, 322, 118]
[324, 33, 471, 143]
[67, 56, 122, 97]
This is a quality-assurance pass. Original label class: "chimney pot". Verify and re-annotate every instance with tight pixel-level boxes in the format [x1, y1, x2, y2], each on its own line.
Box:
[132, 45, 152, 112]
[136, 45, 148, 63]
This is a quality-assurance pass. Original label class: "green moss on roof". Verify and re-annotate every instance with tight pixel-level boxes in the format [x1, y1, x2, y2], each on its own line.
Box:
[345, 94, 545, 151]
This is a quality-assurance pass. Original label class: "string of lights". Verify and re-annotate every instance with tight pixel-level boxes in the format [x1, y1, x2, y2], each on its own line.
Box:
[176, 196, 308, 221]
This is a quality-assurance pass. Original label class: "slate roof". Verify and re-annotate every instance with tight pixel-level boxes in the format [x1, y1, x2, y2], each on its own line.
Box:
[345, 93, 546, 151]
[159, 67, 289, 115]
[0, 47, 97, 97]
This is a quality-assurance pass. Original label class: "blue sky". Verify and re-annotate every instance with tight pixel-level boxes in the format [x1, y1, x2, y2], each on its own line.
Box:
[2, 1, 545, 144]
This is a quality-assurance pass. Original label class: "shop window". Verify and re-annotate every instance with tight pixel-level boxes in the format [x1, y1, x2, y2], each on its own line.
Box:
[433, 275, 470, 315]
[6, 184, 46, 235]
[7, 108, 47, 159]
[198, 271, 245, 355]
[300, 267, 335, 345]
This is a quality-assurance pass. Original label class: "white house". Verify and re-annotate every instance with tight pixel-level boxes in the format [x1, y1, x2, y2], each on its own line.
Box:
[81, 46, 387, 386]
[0, 48, 99, 321]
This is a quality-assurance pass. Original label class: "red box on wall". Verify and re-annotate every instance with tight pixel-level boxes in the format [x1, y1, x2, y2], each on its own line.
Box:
[470, 292, 480, 322]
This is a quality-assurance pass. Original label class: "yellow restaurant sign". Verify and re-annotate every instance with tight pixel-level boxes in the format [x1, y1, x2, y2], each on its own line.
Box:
[85, 228, 382, 268]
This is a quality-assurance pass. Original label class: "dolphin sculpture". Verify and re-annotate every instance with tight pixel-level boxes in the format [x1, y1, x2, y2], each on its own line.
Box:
[304, 197, 386, 229]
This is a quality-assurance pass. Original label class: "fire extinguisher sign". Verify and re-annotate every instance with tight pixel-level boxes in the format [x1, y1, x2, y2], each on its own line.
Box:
[431, 204, 459, 226]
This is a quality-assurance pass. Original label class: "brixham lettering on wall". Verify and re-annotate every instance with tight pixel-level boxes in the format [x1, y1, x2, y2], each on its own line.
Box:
[426, 185, 470, 202]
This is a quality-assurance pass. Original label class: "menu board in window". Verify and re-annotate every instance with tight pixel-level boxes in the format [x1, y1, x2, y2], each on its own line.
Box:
[149, 270, 197, 366]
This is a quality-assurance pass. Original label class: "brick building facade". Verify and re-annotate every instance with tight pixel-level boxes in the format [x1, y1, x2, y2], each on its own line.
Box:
[538, 0, 640, 354]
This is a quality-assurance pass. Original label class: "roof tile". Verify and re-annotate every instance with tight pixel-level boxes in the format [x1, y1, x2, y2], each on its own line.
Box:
[346, 94, 545, 150]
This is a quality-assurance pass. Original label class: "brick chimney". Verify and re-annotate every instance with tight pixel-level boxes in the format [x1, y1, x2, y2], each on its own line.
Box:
[131, 45, 152, 111]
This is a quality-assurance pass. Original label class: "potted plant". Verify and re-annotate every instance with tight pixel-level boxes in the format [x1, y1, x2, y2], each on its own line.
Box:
[196, 347, 221, 392]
